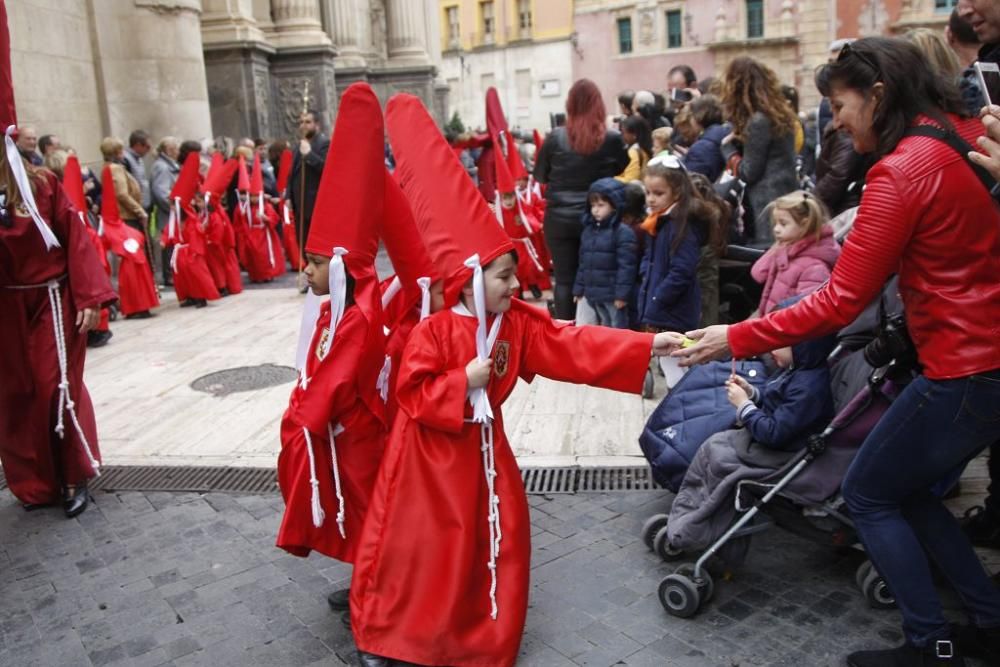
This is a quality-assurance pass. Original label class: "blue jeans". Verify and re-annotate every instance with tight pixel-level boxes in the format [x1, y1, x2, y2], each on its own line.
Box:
[843, 368, 1000, 647]
[591, 300, 628, 329]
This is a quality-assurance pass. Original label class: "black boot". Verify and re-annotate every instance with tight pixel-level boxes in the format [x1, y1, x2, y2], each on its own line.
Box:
[355, 651, 391, 667]
[327, 587, 350, 611]
[87, 330, 113, 348]
[194, 299, 208, 309]
[63, 483, 90, 519]
[125, 310, 152, 320]
[340, 610, 351, 629]
[847, 639, 964, 666]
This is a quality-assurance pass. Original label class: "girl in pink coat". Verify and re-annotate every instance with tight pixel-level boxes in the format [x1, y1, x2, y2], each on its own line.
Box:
[751, 191, 840, 315]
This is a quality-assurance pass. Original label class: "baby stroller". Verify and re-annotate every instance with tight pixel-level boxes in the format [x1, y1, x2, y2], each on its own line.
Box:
[640, 286, 917, 619]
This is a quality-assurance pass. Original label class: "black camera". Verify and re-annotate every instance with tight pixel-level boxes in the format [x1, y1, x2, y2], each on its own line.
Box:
[863, 312, 917, 370]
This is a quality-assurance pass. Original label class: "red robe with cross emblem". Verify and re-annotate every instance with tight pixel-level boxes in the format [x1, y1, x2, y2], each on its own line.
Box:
[276, 301, 387, 562]
[350, 300, 654, 667]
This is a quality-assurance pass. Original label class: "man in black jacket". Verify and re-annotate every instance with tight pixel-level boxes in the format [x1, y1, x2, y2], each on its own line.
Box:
[289, 109, 330, 265]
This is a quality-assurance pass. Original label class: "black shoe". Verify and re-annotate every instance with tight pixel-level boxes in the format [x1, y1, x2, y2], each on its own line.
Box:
[960, 505, 1000, 549]
[328, 587, 350, 612]
[219, 288, 229, 297]
[340, 610, 351, 629]
[952, 623, 1000, 663]
[22, 502, 54, 512]
[530, 285, 543, 299]
[124, 310, 153, 320]
[194, 299, 208, 309]
[847, 640, 964, 666]
[87, 330, 113, 348]
[355, 650, 390, 667]
[63, 483, 90, 519]
[546, 299, 556, 318]
[180, 298, 196, 308]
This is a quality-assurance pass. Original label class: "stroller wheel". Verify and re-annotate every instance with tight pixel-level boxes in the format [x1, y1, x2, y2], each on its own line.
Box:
[658, 573, 702, 618]
[855, 560, 874, 592]
[653, 526, 686, 562]
[675, 563, 714, 604]
[641, 514, 670, 551]
[861, 567, 896, 610]
[642, 368, 655, 399]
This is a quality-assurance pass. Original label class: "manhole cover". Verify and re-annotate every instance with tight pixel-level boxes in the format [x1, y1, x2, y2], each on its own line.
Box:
[191, 364, 298, 397]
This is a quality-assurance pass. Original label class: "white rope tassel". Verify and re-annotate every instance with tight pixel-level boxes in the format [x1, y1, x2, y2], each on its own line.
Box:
[301, 427, 325, 528]
[166, 197, 181, 242]
[381, 275, 402, 310]
[264, 216, 276, 268]
[327, 423, 347, 539]
[4, 127, 60, 249]
[46, 280, 101, 476]
[417, 276, 431, 321]
[463, 255, 493, 424]
[481, 421, 501, 620]
[295, 288, 322, 374]
[282, 202, 290, 227]
[258, 193, 265, 219]
[493, 192, 505, 228]
[326, 247, 349, 354]
[376, 355, 392, 403]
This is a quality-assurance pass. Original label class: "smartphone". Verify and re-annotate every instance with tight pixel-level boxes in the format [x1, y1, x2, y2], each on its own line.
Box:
[670, 88, 693, 104]
[975, 61, 1000, 106]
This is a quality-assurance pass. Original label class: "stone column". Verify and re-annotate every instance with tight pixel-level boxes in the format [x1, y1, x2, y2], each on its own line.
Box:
[271, 0, 333, 49]
[385, 0, 431, 65]
[330, 0, 365, 68]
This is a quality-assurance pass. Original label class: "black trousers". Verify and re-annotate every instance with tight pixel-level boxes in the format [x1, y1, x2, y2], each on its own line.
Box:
[543, 213, 583, 320]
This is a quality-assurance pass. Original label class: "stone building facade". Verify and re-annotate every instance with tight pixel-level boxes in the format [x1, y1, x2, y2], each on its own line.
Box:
[573, 0, 960, 115]
[7, 0, 446, 165]
[437, 0, 574, 133]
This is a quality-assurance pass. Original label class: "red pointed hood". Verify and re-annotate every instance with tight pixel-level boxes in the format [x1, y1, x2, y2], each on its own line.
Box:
[493, 135, 515, 195]
[237, 155, 250, 191]
[533, 129, 543, 149]
[306, 83, 383, 269]
[100, 165, 122, 223]
[506, 135, 528, 181]
[201, 152, 234, 199]
[276, 148, 293, 195]
[63, 155, 87, 215]
[387, 93, 513, 307]
[485, 87, 508, 139]
[382, 167, 437, 314]
[250, 153, 263, 196]
[170, 152, 201, 206]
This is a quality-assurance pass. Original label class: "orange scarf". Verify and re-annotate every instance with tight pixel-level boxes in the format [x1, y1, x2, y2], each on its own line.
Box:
[640, 208, 667, 236]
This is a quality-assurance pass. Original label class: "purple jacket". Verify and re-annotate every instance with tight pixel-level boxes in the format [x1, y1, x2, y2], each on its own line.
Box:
[752, 225, 840, 315]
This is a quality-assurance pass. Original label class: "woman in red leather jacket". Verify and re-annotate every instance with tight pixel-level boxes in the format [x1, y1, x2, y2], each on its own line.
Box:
[676, 38, 1000, 666]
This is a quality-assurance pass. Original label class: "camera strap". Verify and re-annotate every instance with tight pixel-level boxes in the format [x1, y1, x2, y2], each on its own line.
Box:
[902, 125, 997, 197]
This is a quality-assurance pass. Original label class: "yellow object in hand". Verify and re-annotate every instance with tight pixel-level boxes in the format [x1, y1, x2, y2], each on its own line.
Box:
[681, 336, 697, 348]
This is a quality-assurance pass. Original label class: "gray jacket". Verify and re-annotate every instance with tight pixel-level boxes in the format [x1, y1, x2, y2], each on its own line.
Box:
[123, 148, 151, 209]
[150, 154, 180, 225]
[723, 112, 799, 245]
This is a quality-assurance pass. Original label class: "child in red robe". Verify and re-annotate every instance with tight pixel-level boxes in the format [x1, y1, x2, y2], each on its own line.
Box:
[0, 6, 116, 517]
[201, 158, 243, 296]
[63, 154, 113, 346]
[492, 136, 551, 301]
[245, 153, 285, 281]
[275, 148, 301, 273]
[349, 94, 682, 667]
[230, 155, 252, 269]
[275, 83, 388, 624]
[161, 152, 220, 308]
[99, 165, 159, 319]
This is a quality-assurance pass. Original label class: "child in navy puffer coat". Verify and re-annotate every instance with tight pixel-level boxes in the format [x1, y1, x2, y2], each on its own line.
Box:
[573, 178, 638, 329]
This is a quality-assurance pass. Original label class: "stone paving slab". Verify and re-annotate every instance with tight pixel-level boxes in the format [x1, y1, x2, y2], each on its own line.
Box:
[2, 486, 993, 667]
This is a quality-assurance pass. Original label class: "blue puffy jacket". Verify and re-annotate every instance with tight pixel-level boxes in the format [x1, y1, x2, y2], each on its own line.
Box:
[639, 359, 768, 492]
[573, 178, 639, 303]
[637, 209, 701, 330]
[682, 124, 729, 184]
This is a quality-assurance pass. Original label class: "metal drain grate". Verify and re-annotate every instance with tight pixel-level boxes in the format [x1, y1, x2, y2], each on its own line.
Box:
[190, 364, 298, 397]
[91, 466, 278, 494]
[1, 465, 660, 496]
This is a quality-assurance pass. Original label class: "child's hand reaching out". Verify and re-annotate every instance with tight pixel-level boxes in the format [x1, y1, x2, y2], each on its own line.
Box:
[466, 358, 493, 389]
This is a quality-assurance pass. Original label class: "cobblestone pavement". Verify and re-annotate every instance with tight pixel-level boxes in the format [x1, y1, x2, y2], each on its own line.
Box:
[0, 487, 991, 667]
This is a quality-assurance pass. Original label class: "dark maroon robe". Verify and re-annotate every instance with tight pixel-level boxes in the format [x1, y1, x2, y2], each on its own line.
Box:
[0, 171, 116, 504]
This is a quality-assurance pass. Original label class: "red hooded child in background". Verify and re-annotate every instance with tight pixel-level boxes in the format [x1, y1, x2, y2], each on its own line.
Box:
[276, 148, 302, 272]
[0, 0, 116, 516]
[230, 154, 252, 269]
[63, 155, 112, 341]
[349, 94, 678, 667]
[200, 156, 243, 296]
[99, 165, 160, 318]
[161, 152, 220, 307]
[276, 83, 388, 618]
[246, 152, 286, 281]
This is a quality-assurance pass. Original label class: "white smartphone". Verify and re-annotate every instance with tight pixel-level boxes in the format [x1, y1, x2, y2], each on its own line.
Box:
[975, 61, 1000, 107]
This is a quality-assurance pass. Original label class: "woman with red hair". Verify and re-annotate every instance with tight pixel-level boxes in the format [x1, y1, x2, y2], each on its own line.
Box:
[534, 79, 629, 319]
